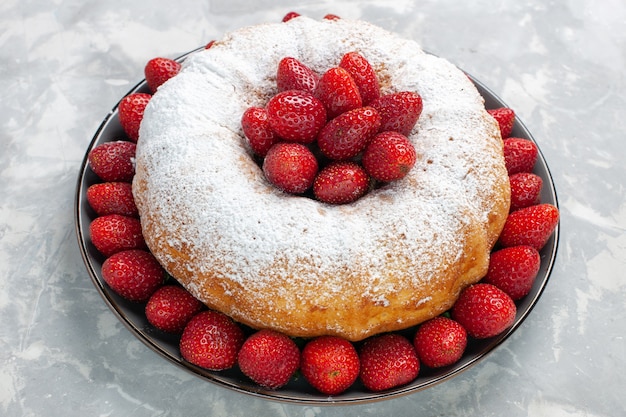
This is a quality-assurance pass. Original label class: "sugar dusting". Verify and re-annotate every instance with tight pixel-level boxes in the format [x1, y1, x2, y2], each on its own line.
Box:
[133, 17, 508, 338]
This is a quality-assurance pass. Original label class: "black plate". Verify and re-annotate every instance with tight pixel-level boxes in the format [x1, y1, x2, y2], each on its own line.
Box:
[74, 51, 559, 404]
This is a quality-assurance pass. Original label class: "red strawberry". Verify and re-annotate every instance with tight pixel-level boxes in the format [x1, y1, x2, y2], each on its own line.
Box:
[282, 11, 301, 22]
[413, 316, 467, 368]
[359, 333, 420, 392]
[118, 93, 151, 142]
[88, 141, 136, 182]
[483, 245, 541, 300]
[362, 131, 417, 182]
[89, 214, 146, 257]
[86, 182, 138, 217]
[451, 283, 517, 339]
[145, 285, 205, 333]
[241, 107, 278, 157]
[262, 142, 318, 194]
[266, 90, 326, 143]
[369, 91, 423, 136]
[179, 310, 245, 371]
[315, 67, 362, 119]
[509, 172, 543, 211]
[317, 106, 381, 160]
[503, 137, 538, 175]
[276, 57, 319, 94]
[237, 329, 300, 390]
[301, 336, 360, 395]
[339, 52, 380, 105]
[323, 13, 341, 20]
[144, 57, 181, 93]
[313, 162, 370, 204]
[101, 249, 165, 302]
[487, 107, 515, 138]
[499, 203, 559, 251]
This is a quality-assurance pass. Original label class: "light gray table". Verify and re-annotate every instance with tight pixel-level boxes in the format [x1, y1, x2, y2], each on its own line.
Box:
[2, 0, 624, 416]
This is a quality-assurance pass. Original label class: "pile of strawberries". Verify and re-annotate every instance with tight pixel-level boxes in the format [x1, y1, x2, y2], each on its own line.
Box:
[83, 11, 560, 397]
[242, 52, 422, 204]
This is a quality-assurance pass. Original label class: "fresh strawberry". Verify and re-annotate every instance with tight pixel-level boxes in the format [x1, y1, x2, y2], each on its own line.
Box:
[86, 182, 138, 217]
[118, 93, 151, 142]
[315, 67, 362, 119]
[498, 203, 559, 251]
[241, 107, 278, 157]
[413, 316, 467, 368]
[362, 131, 417, 182]
[301, 336, 360, 395]
[266, 90, 326, 143]
[101, 249, 165, 302]
[503, 137, 539, 175]
[451, 283, 517, 339]
[313, 162, 370, 204]
[483, 245, 541, 300]
[276, 57, 319, 94]
[317, 106, 381, 160]
[237, 329, 300, 390]
[323, 13, 341, 20]
[179, 310, 245, 371]
[144, 57, 181, 93]
[359, 333, 420, 392]
[509, 172, 543, 211]
[145, 285, 205, 333]
[369, 91, 423, 136]
[282, 11, 301, 22]
[487, 107, 515, 138]
[89, 214, 146, 257]
[339, 52, 380, 105]
[88, 141, 136, 182]
[262, 142, 319, 194]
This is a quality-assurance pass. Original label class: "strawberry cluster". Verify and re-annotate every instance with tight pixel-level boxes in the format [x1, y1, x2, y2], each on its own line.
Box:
[83, 11, 560, 398]
[241, 52, 422, 204]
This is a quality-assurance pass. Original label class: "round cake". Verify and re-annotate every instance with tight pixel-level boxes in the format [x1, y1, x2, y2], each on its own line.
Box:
[132, 16, 511, 341]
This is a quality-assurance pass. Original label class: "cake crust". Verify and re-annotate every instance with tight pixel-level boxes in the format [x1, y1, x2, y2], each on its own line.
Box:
[133, 17, 510, 341]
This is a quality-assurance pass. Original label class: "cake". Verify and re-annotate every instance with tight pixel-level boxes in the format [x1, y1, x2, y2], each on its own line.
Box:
[132, 16, 511, 342]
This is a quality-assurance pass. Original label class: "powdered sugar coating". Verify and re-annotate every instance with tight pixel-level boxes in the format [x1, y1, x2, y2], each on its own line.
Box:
[133, 17, 510, 340]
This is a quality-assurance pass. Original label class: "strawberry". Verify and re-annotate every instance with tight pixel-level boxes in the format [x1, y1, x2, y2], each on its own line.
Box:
[315, 67, 362, 119]
[323, 13, 341, 20]
[483, 245, 541, 300]
[145, 285, 205, 333]
[509, 172, 543, 211]
[317, 106, 381, 160]
[86, 182, 138, 217]
[101, 249, 165, 302]
[237, 329, 301, 390]
[313, 162, 370, 204]
[339, 52, 380, 105]
[413, 316, 467, 368]
[369, 91, 423, 136]
[88, 141, 136, 182]
[262, 142, 318, 194]
[451, 283, 517, 339]
[276, 57, 319, 94]
[503, 137, 538, 175]
[179, 310, 245, 371]
[241, 107, 278, 157]
[144, 57, 181, 93]
[498, 203, 559, 251]
[282, 11, 301, 22]
[359, 333, 420, 392]
[89, 214, 146, 257]
[487, 107, 515, 139]
[266, 90, 327, 143]
[362, 131, 417, 182]
[301, 336, 360, 395]
[118, 93, 151, 142]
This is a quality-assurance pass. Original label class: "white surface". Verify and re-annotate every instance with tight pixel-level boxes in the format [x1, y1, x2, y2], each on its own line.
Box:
[1, 0, 625, 416]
